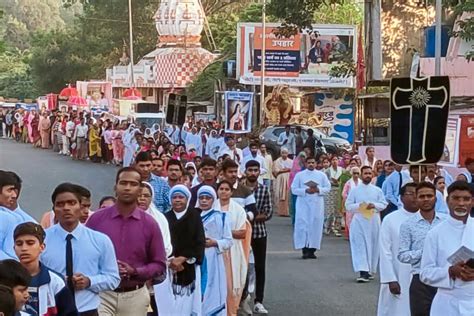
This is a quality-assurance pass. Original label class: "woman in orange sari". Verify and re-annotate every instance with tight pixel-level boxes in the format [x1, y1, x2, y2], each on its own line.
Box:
[214, 180, 252, 316]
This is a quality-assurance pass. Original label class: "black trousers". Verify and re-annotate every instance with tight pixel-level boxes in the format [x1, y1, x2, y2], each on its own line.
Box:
[252, 236, 267, 303]
[80, 309, 98, 316]
[409, 274, 437, 316]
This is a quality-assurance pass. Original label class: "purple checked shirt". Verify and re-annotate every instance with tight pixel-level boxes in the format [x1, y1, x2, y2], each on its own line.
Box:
[86, 204, 166, 288]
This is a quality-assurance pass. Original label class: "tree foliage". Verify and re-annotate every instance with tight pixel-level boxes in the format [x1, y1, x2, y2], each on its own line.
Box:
[452, 0, 474, 60]
[0, 49, 38, 99]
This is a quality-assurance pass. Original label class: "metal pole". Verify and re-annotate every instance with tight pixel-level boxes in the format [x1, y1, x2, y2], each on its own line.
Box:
[128, 0, 135, 86]
[259, 0, 266, 126]
[435, 0, 442, 76]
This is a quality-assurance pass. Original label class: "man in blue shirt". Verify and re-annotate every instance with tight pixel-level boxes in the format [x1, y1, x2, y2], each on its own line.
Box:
[0, 170, 31, 260]
[381, 164, 410, 219]
[134, 151, 170, 213]
[42, 183, 120, 315]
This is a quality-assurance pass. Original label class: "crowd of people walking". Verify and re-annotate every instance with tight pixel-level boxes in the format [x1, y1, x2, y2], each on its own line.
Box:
[1, 107, 474, 316]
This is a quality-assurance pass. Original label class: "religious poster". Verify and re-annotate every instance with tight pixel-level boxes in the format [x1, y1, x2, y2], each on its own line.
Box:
[439, 117, 460, 167]
[390, 76, 450, 165]
[314, 93, 355, 143]
[224, 91, 253, 134]
[237, 23, 356, 87]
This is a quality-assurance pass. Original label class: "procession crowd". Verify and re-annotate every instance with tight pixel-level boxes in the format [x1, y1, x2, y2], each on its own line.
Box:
[1, 107, 474, 316]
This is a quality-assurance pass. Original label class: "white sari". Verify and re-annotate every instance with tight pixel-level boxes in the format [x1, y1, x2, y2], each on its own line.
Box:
[213, 199, 248, 294]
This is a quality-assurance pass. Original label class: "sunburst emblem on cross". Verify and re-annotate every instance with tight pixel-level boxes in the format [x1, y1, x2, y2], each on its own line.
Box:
[409, 87, 431, 109]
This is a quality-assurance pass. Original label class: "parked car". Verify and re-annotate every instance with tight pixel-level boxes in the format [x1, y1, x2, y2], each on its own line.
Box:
[259, 125, 352, 159]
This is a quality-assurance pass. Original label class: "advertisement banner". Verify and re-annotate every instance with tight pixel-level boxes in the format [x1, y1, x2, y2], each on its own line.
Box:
[224, 91, 253, 134]
[314, 93, 355, 143]
[237, 23, 356, 88]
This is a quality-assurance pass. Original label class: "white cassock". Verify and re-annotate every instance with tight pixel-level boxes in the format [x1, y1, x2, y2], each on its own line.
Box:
[345, 183, 388, 273]
[377, 208, 416, 316]
[420, 216, 474, 316]
[291, 169, 331, 250]
[201, 209, 233, 316]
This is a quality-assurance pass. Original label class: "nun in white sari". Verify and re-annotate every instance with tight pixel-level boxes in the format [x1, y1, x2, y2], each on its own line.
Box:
[122, 124, 138, 167]
[138, 182, 172, 256]
[197, 186, 233, 316]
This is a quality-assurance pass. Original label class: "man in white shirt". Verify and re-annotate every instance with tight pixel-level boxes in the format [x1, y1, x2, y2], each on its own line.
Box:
[219, 135, 243, 166]
[259, 143, 274, 190]
[345, 166, 388, 282]
[240, 142, 266, 181]
[420, 181, 474, 316]
[377, 183, 419, 316]
[74, 118, 88, 160]
[277, 125, 296, 156]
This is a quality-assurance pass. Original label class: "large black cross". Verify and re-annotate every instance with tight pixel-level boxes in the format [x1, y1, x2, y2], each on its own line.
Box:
[390, 76, 450, 164]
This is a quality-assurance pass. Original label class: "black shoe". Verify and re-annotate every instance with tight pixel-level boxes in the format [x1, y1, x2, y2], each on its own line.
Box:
[302, 254, 309, 259]
[356, 272, 370, 283]
[307, 253, 317, 259]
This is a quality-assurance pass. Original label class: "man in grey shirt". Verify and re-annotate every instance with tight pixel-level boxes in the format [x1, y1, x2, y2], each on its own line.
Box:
[398, 181, 446, 316]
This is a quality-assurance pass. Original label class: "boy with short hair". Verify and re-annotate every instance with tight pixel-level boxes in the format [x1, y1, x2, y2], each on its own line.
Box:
[0, 259, 31, 315]
[13, 222, 77, 316]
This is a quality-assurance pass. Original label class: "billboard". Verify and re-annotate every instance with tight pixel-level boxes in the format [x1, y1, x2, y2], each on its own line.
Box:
[237, 23, 357, 88]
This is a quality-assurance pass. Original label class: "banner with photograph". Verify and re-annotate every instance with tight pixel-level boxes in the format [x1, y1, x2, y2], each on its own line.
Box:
[224, 91, 253, 134]
[237, 23, 356, 88]
[439, 117, 461, 167]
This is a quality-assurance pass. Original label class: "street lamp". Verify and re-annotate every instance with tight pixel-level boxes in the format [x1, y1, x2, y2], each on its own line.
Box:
[128, 0, 135, 86]
[260, 0, 267, 125]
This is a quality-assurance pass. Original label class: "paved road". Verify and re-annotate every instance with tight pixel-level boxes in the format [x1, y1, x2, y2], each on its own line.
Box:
[0, 139, 379, 315]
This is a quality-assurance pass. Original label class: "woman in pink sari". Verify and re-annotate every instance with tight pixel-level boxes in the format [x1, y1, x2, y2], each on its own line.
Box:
[111, 123, 125, 166]
[289, 151, 306, 225]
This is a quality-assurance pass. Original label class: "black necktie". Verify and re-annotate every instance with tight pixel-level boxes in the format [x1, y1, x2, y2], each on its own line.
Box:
[398, 171, 403, 195]
[66, 234, 75, 298]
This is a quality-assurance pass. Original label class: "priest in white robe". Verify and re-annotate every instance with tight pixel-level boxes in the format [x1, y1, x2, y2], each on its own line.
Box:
[197, 186, 233, 316]
[377, 183, 419, 316]
[420, 181, 474, 316]
[291, 156, 331, 259]
[345, 166, 388, 282]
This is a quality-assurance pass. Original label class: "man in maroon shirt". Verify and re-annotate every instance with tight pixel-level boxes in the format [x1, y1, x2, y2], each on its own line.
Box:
[86, 167, 166, 316]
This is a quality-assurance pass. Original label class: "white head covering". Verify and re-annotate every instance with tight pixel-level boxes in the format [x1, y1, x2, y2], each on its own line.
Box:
[142, 182, 160, 214]
[169, 184, 192, 210]
[196, 185, 217, 208]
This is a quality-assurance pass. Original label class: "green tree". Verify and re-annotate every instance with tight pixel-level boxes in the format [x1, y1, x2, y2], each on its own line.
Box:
[0, 49, 38, 99]
[452, 0, 474, 60]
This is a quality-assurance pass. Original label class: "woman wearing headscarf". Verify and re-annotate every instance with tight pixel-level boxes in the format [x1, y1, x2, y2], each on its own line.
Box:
[214, 180, 251, 316]
[154, 185, 205, 315]
[273, 147, 293, 217]
[196, 185, 233, 316]
[122, 124, 139, 167]
[288, 151, 306, 225]
[138, 182, 173, 257]
[138, 182, 173, 315]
